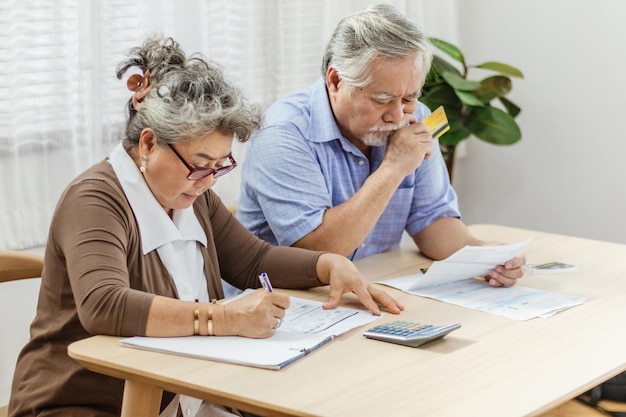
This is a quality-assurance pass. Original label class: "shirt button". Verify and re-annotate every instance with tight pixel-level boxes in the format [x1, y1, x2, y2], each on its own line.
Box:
[360, 243, 366, 248]
[358, 160, 365, 166]
[186, 409, 192, 416]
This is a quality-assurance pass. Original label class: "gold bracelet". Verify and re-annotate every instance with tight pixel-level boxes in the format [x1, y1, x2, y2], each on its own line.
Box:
[193, 300, 200, 335]
[207, 299, 217, 336]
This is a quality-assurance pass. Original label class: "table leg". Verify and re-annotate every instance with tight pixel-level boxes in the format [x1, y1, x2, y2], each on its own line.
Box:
[121, 379, 163, 417]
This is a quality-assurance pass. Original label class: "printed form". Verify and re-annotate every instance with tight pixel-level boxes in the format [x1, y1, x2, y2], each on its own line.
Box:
[379, 239, 587, 320]
[120, 292, 382, 370]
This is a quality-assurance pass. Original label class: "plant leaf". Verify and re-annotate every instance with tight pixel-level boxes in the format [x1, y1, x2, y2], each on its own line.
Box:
[465, 106, 521, 145]
[421, 84, 462, 109]
[455, 90, 485, 106]
[438, 103, 467, 146]
[475, 61, 524, 78]
[441, 71, 481, 91]
[438, 122, 471, 146]
[420, 87, 469, 145]
[430, 55, 462, 78]
[429, 37, 465, 64]
[474, 76, 512, 102]
[499, 96, 521, 118]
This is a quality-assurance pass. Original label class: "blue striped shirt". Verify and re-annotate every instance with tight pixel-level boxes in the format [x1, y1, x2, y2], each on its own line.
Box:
[237, 78, 460, 260]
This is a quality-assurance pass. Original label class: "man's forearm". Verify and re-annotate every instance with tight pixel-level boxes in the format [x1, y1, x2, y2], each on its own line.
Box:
[412, 217, 483, 260]
[293, 166, 405, 255]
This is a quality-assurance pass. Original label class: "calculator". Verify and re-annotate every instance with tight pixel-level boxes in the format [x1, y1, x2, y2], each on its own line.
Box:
[363, 320, 461, 348]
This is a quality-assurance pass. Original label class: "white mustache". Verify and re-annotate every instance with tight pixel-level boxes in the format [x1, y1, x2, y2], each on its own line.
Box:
[369, 122, 406, 133]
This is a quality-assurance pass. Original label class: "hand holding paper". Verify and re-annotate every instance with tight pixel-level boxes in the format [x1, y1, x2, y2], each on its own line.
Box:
[377, 237, 586, 320]
[410, 238, 532, 290]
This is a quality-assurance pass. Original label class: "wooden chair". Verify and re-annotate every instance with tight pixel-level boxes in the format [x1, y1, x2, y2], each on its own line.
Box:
[0, 250, 44, 284]
[538, 399, 607, 417]
[226, 204, 237, 216]
[0, 250, 44, 417]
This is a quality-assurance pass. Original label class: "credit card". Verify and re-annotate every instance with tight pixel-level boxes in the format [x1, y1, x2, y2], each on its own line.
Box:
[422, 106, 450, 140]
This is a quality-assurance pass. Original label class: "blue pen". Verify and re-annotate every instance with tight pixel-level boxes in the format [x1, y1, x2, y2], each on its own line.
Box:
[258, 272, 273, 292]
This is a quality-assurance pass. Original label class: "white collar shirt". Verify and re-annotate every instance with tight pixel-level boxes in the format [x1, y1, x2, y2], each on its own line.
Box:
[108, 143, 209, 303]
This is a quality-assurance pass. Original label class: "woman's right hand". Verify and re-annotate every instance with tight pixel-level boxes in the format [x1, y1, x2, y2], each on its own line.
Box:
[218, 289, 290, 338]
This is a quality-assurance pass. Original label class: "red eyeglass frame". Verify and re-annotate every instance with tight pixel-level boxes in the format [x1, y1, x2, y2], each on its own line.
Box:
[167, 143, 237, 180]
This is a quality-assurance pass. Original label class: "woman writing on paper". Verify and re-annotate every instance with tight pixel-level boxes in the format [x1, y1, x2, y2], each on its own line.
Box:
[8, 37, 403, 417]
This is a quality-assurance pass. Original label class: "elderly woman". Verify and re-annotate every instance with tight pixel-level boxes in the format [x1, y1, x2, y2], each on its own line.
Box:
[8, 37, 403, 417]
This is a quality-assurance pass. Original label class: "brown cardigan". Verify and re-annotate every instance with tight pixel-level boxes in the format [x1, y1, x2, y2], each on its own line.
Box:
[9, 160, 323, 417]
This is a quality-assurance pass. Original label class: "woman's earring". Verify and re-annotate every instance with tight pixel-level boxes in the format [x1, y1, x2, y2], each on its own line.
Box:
[140, 155, 147, 173]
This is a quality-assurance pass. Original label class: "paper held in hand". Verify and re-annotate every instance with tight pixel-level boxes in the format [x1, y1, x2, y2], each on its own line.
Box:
[412, 238, 533, 289]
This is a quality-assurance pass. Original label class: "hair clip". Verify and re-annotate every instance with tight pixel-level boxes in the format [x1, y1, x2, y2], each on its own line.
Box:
[126, 69, 153, 110]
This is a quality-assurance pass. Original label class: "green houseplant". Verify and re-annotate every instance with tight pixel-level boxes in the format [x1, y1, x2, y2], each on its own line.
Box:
[421, 37, 524, 181]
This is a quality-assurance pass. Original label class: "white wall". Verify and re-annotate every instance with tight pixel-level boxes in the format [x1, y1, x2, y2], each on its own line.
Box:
[450, 0, 626, 244]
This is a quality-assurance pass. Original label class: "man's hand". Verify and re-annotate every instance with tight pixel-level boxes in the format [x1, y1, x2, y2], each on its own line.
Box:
[484, 254, 527, 287]
[382, 114, 433, 177]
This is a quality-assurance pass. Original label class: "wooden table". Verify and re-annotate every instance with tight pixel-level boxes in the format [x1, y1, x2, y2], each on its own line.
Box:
[68, 224, 626, 417]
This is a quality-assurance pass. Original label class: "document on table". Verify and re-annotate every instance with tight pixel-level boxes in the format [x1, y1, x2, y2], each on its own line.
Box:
[378, 239, 587, 320]
[120, 293, 381, 370]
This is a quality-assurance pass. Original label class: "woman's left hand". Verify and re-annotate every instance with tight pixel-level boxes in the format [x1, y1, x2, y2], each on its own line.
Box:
[316, 253, 404, 315]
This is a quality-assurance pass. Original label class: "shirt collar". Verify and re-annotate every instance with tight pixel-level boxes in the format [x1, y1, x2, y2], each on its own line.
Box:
[307, 77, 367, 159]
[108, 143, 207, 254]
[307, 77, 344, 144]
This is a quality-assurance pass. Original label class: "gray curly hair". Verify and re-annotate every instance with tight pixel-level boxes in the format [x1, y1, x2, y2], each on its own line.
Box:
[321, 4, 432, 92]
[116, 36, 262, 149]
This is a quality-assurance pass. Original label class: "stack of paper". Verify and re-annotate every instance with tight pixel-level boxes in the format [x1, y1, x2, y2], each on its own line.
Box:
[121, 295, 380, 370]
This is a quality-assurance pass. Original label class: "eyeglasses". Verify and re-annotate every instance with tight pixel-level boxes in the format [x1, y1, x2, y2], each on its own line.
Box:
[167, 143, 237, 180]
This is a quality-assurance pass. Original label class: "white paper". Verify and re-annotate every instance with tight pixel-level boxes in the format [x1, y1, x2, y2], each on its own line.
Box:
[378, 238, 587, 320]
[280, 297, 380, 337]
[381, 273, 587, 321]
[226, 289, 382, 338]
[121, 332, 331, 370]
[410, 238, 533, 290]
[120, 295, 381, 369]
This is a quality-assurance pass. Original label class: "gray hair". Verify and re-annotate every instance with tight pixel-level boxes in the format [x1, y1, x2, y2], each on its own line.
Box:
[116, 36, 262, 149]
[321, 4, 432, 91]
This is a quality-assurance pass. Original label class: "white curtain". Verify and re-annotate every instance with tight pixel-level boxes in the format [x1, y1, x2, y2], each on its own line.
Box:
[0, 0, 457, 250]
[0, 0, 149, 250]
